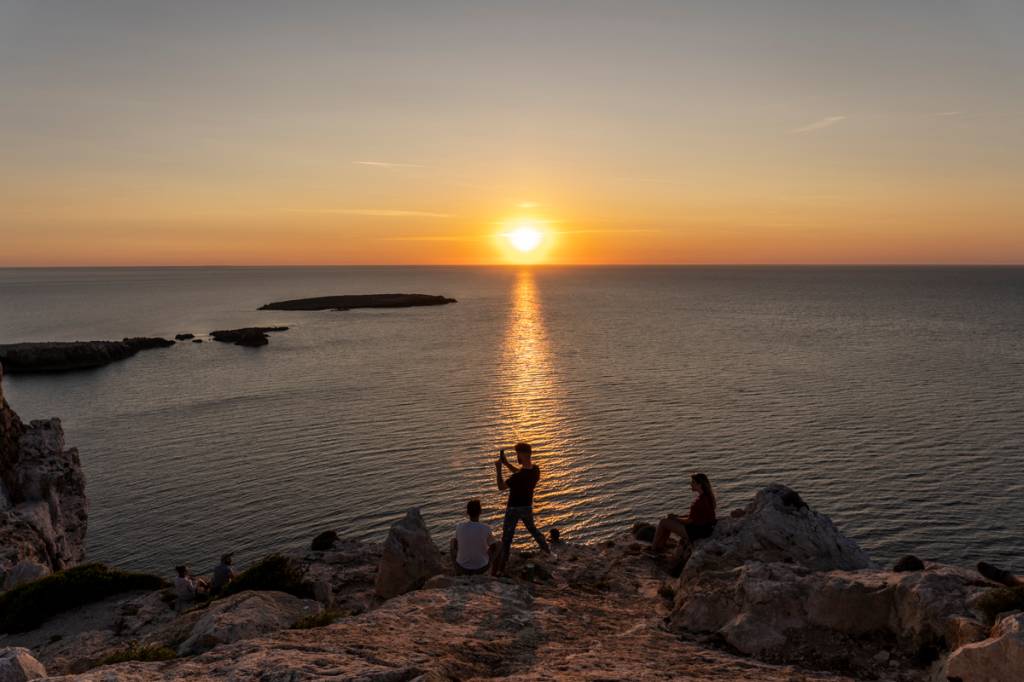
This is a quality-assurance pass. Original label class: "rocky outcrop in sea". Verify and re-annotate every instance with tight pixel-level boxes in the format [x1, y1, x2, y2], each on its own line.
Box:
[0, 338, 174, 373]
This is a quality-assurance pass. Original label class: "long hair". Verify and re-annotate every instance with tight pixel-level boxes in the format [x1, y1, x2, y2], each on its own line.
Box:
[691, 472, 716, 510]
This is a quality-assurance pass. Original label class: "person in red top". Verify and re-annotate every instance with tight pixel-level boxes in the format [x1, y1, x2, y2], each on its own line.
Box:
[650, 473, 717, 572]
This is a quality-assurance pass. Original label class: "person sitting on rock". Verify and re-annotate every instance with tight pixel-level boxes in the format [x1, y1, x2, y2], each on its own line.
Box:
[174, 564, 210, 611]
[210, 552, 236, 595]
[649, 472, 717, 573]
[492, 442, 551, 575]
[450, 499, 498, 575]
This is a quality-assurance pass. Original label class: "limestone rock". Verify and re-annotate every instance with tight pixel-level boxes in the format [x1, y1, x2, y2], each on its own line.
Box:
[0, 365, 87, 571]
[681, 484, 871, 577]
[942, 612, 1024, 682]
[374, 508, 443, 599]
[0, 647, 46, 682]
[1, 560, 50, 591]
[672, 561, 984, 672]
[176, 590, 322, 655]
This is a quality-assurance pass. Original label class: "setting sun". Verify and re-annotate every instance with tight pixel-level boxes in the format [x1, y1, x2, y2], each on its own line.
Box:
[506, 225, 544, 253]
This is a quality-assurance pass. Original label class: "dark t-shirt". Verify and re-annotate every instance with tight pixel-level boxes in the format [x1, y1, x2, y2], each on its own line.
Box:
[507, 466, 541, 507]
[688, 493, 716, 526]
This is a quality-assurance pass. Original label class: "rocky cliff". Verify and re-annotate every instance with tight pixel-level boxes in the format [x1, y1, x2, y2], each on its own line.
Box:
[0, 363, 87, 580]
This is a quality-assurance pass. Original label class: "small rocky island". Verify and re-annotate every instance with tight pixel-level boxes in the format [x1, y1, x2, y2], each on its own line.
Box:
[0, 338, 175, 374]
[209, 327, 289, 347]
[259, 293, 457, 311]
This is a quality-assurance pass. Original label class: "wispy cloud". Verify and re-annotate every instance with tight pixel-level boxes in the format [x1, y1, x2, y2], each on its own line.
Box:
[791, 115, 847, 134]
[288, 208, 453, 218]
[352, 160, 425, 168]
[381, 235, 476, 242]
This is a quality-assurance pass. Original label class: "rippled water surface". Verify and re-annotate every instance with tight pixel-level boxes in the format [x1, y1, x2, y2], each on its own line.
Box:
[2, 266, 1022, 574]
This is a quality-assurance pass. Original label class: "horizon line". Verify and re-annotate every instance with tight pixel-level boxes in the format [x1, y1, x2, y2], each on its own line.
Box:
[2, 263, 1023, 269]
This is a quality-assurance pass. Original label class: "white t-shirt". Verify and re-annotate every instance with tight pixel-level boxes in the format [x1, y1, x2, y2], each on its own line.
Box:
[455, 521, 495, 570]
[174, 575, 196, 600]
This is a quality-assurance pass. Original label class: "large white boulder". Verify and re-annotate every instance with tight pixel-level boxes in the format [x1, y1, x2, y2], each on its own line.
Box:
[682, 484, 871, 576]
[670, 486, 985, 676]
[0, 648, 46, 682]
[177, 590, 323, 655]
[941, 612, 1024, 682]
[374, 508, 444, 600]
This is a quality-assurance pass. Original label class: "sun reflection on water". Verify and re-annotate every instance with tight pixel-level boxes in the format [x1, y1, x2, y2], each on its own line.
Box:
[494, 270, 587, 539]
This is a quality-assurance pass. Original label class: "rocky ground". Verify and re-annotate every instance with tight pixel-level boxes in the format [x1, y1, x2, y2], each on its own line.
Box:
[1, 364, 1021, 681]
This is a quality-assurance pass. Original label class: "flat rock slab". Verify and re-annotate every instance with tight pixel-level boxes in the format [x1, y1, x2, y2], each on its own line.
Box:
[0, 338, 174, 373]
[259, 294, 456, 311]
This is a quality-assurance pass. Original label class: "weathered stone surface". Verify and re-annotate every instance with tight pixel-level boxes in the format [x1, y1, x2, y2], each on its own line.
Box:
[681, 484, 871, 576]
[49, 545, 856, 682]
[0, 339, 173, 374]
[374, 508, 444, 599]
[176, 591, 322, 655]
[942, 612, 1024, 682]
[208, 327, 288, 347]
[0, 366, 87, 571]
[259, 293, 456, 311]
[1, 560, 50, 591]
[0, 647, 46, 682]
[670, 486, 985, 676]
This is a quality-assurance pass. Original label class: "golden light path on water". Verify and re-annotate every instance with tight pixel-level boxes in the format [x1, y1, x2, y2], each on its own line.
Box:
[493, 269, 589, 542]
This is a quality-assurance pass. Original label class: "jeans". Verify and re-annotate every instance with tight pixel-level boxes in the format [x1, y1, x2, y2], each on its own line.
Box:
[501, 505, 550, 556]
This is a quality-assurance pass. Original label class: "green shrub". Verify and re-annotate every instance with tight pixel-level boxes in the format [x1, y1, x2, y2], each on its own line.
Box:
[98, 643, 176, 666]
[0, 563, 166, 633]
[221, 554, 312, 599]
[291, 609, 342, 629]
[975, 586, 1024, 623]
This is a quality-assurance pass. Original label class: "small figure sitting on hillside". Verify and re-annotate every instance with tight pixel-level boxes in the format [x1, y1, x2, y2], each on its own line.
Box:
[648, 472, 717, 576]
[451, 499, 499, 575]
[174, 564, 210, 611]
[210, 552, 237, 595]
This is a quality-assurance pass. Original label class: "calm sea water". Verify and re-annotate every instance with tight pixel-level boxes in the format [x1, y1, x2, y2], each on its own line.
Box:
[1, 266, 1022, 575]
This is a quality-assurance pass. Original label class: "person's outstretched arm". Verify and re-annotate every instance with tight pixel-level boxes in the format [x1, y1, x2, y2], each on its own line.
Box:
[499, 451, 520, 474]
[495, 459, 509, 491]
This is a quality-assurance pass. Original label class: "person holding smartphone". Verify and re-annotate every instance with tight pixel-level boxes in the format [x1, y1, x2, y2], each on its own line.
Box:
[492, 442, 551, 575]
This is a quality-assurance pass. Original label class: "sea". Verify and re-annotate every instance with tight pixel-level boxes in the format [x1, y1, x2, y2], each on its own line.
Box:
[1, 266, 1022, 576]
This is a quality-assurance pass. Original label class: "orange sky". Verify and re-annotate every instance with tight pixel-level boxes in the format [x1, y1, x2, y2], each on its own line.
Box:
[2, 2, 1023, 266]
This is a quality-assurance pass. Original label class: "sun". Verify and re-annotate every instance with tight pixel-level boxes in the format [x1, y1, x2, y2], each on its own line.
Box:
[506, 225, 544, 253]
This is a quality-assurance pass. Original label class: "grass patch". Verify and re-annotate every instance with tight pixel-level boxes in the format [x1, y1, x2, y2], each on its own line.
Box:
[976, 586, 1024, 622]
[98, 643, 176, 666]
[0, 563, 166, 634]
[291, 609, 343, 629]
[221, 554, 312, 600]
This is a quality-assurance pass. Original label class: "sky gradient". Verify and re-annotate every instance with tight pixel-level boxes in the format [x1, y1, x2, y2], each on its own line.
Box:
[2, 1, 1023, 265]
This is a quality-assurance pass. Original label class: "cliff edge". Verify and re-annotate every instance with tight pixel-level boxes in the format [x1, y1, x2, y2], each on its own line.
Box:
[0, 363, 88, 581]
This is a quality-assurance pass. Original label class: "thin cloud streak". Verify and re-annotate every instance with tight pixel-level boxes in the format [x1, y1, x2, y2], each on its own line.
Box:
[791, 115, 847, 134]
[352, 160, 425, 168]
[288, 208, 453, 218]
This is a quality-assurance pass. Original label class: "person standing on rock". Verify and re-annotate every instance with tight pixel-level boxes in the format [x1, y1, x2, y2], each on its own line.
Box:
[492, 442, 551, 575]
[649, 473, 717, 574]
